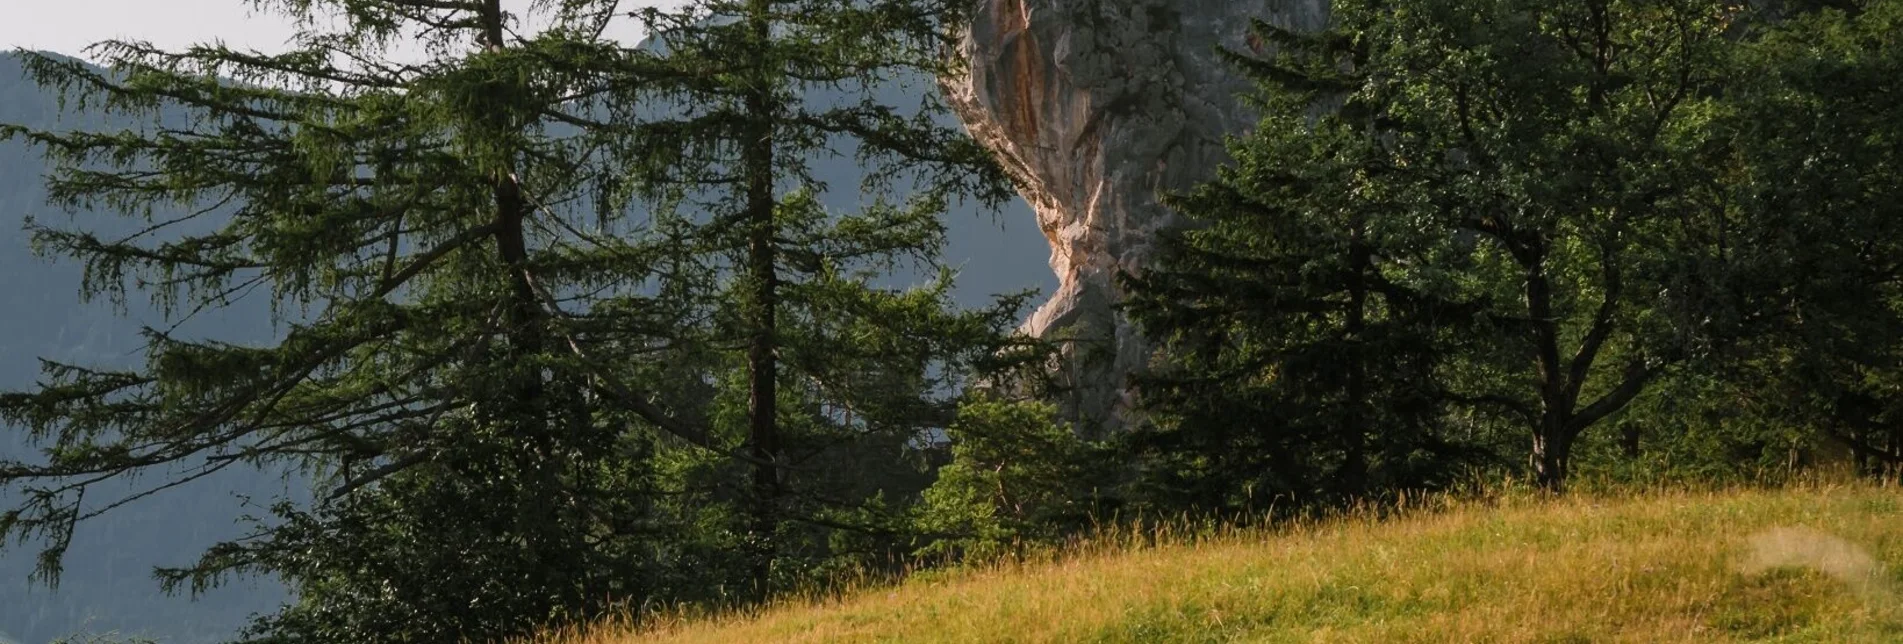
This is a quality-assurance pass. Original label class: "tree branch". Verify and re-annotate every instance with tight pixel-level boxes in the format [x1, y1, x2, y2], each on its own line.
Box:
[326, 451, 430, 501]
[1566, 245, 1623, 407]
[1567, 359, 1665, 437]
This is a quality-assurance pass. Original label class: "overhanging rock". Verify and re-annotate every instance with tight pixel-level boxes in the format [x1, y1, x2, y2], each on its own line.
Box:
[944, 0, 1330, 436]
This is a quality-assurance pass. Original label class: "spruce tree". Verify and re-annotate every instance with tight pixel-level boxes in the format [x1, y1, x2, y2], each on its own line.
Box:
[597, 0, 1026, 597]
[1121, 17, 1484, 512]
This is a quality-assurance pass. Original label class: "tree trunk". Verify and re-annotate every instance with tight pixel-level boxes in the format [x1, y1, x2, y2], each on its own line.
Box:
[479, 0, 579, 600]
[1532, 421, 1573, 493]
[1339, 216, 1370, 495]
[1520, 245, 1577, 495]
[1853, 427, 1872, 476]
[742, 0, 781, 601]
[476, 0, 542, 404]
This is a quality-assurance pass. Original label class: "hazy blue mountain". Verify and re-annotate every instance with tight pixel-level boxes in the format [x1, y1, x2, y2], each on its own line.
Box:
[0, 51, 1051, 643]
[0, 52, 299, 644]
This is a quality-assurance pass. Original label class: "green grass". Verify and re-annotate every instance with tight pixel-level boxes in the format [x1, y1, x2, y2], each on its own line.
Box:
[550, 483, 1903, 643]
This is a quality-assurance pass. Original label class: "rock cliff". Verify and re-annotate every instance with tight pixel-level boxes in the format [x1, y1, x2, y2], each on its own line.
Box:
[944, 0, 1330, 436]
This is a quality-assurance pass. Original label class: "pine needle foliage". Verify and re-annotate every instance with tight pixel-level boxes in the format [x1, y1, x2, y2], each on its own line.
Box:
[582, 0, 1031, 603]
[0, 0, 1026, 641]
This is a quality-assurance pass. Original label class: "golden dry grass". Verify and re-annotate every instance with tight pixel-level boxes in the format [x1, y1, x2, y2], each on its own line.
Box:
[544, 483, 1903, 643]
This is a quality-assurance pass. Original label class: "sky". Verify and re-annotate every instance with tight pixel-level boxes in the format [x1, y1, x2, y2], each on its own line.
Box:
[2, 0, 692, 61]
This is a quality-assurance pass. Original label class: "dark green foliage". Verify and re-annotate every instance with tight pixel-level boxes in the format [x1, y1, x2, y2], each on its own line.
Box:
[1692, 0, 1903, 477]
[1119, 14, 1486, 511]
[1119, 0, 1903, 499]
[1559, 0, 1903, 485]
[916, 398, 1112, 560]
[0, 0, 1025, 641]
[1355, 0, 1749, 493]
[227, 423, 660, 642]
[579, 0, 1028, 600]
[0, 0, 703, 637]
[1126, 0, 1763, 497]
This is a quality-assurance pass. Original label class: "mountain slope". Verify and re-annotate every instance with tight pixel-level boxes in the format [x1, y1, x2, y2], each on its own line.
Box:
[0, 52, 294, 644]
[568, 484, 1903, 643]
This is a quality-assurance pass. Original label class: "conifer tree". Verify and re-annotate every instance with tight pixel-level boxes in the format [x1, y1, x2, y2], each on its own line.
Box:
[0, 0, 1022, 639]
[597, 0, 1026, 597]
[0, 2, 697, 639]
[1121, 16, 1483, 511]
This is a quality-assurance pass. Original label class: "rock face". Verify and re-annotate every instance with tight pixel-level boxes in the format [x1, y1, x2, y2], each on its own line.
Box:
[944, 0, 1330, 436]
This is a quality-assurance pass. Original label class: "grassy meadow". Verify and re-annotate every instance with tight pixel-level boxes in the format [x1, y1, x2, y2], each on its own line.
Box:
[543, 482, 1903, 643]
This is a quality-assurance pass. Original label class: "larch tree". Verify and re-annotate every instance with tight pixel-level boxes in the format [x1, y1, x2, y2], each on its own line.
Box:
[0, 1, 699, 639]
[0, 0, 1021, 641]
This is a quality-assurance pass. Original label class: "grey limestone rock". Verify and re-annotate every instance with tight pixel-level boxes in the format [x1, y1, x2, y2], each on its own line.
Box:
[943, 0, 1330, 436]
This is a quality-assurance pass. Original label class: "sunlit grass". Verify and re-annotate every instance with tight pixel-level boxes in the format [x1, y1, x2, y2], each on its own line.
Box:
[541, 481, 1903, 643]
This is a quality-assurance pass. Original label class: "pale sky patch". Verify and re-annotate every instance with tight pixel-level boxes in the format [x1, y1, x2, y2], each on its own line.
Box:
[3, 0, 693, 62]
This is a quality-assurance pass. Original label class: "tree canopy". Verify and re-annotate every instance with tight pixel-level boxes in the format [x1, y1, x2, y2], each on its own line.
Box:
[0, 0, 1031, 640]
[1123, 0, 1903, 494]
